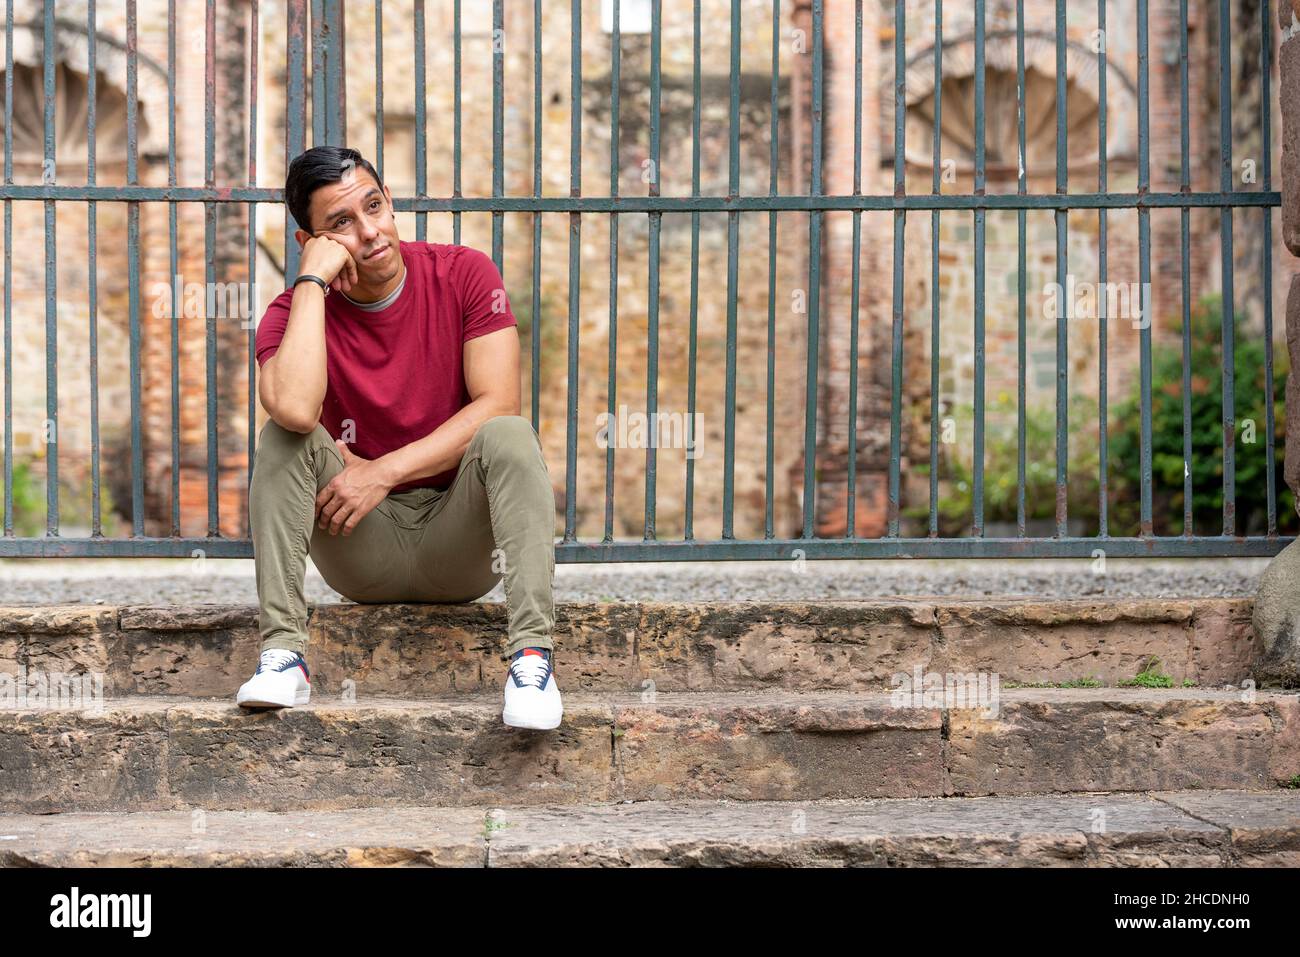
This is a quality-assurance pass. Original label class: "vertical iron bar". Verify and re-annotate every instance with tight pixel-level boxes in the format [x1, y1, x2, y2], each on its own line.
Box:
[492, 0, 503, 269]
[415, 0, 426, 241]
[645, 0, 662, 540]
[930, 0, 943, 538]
[1053, 0, 1068, 537]
[3, 0, 10, 536]
[127, 0, 144, 535]
[375, 0, 383, 182]
[687, 0, 702, 539]
[285, 0, 307, 282]
[722, 0, 740, 539]
[205, 0, 218, 535]
[1262, 0, 1276, 535]
[43, 0, 57, 533]
[802, 0, 823, 539]
[846, 0, 862, 537]
[973, 0, 986, 536]
[89, 0, 102, 535]
[763, 0, 776, 540]
[247, 0, 260, 518]
[310, 0, 324, 144]
[1217, 0, 1235, 535]
[167, 0, 180, 536]
[1138, 0, 1153, 536]
[887, 0, 904, 536]
[563, 0, 581, 542]
[530, 0, 541, 431]
[322, 0, 346, 144]
[604, 0, 620, 543]
[1097, 0, 1108, 537]
[453, 0, 461, 244]
[1180, 0, 1193, 535]
[1016, 0, 1026, 534]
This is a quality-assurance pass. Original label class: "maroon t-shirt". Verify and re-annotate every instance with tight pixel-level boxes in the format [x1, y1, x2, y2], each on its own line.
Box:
[255, 241, 517, 492]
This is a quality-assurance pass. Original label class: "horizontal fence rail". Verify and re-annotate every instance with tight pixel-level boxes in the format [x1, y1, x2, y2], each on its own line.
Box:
[0, 0, 1289, 561]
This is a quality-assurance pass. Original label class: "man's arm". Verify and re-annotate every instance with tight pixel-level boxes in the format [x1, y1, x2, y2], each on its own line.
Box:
[259, 236, 358, 433]
[374, 325, 521, 487]
[260, 349, 324, 434]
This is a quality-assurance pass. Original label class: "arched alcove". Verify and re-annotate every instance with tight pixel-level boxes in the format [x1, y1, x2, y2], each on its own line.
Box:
[0, 60, 140, 177]
[895, 31, 1137, 182]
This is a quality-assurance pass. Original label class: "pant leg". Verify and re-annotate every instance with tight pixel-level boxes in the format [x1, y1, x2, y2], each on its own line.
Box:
[249, 419, 409, 656]
[407, 415, 556, 661]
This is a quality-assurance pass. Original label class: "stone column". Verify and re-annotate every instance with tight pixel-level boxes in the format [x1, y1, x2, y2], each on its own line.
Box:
[1251, 0, 1300, 687]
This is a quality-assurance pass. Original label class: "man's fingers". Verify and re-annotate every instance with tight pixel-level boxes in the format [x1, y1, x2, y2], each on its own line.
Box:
[329, 503, 352, 535]
[317, 494, 342, 529]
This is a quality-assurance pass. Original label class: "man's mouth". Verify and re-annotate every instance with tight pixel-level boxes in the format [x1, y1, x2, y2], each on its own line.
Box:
[364, 244, 389, 260]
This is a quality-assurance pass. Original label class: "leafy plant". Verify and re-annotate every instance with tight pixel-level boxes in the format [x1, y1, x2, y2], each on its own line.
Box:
[0, 456, 124, 537]
[907, 392, 1103, 534]
[0, 459, 46, 537]
[909, 293, 1293, 539]
[1118, 655, 1174, 689]
[1107, 294, 1295, 536]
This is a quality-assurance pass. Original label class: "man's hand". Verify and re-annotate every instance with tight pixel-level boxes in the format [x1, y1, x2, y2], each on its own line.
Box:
[315, 441, 394, 535]
[298, 234, 359, 295]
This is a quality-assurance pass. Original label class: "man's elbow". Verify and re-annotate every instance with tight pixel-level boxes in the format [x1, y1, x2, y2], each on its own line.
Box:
[484, 389, 521, 419]
[280, 415, 319, 435]
[263, 401, 321, 435]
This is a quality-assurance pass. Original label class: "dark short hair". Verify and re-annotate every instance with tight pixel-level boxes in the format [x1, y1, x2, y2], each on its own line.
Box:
[284, 146, 385, 233]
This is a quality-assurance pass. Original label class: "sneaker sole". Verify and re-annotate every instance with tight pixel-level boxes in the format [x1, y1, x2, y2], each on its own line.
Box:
[502, 710, 562, 730]
[237, 688, 311, 709]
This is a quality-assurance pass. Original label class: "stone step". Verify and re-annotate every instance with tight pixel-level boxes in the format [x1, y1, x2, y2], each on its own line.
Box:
[1, 789, 1296, 867]
[1, 689, 1295, 813]
[0, 597, 1262, 697]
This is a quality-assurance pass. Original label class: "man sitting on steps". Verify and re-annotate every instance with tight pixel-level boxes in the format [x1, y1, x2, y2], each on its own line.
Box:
[238, 145, 561, 731]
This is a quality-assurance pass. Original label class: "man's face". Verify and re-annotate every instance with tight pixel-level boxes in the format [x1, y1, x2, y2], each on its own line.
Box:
[302, 167, 402, 283]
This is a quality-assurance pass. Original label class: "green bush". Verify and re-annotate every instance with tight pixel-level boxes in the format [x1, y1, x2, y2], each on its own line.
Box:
[907, 392, 1102, 535]
[0, 459, 45, 537]
[0, 456, 125, 538]
[1107, 294, 1295, 536]
[909, 294, 1291, 538]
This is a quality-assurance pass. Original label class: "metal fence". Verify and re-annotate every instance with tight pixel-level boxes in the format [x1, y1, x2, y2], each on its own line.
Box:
[0, 0, 1289, 561]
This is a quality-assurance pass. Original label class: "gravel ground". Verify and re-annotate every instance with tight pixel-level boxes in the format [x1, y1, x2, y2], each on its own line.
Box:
[0, 556, 1272, 605]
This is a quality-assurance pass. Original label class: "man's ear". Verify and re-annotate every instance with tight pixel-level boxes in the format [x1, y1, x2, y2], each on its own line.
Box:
[293, 227, 313, 249]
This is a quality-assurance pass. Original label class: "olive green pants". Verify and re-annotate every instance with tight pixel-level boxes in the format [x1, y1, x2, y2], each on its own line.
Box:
[249, 414, 555, 661]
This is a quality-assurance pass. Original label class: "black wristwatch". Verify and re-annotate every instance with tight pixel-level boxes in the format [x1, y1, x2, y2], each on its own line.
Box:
[294, 273, 330, 297]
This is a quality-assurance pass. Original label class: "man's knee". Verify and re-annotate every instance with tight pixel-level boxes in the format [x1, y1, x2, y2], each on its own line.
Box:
[253, 420, 341, 492]
[473, 414, 541, 463]
[257, 417, 332, 451]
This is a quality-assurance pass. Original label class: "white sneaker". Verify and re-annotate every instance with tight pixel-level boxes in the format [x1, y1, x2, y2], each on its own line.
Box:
[502, 648, 562, 730]
[236, 649, 311, 709]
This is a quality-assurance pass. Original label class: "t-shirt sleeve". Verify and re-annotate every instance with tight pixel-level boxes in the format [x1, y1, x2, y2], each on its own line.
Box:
[456, 247, 518, 343]
[255, 290, 293, 367]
